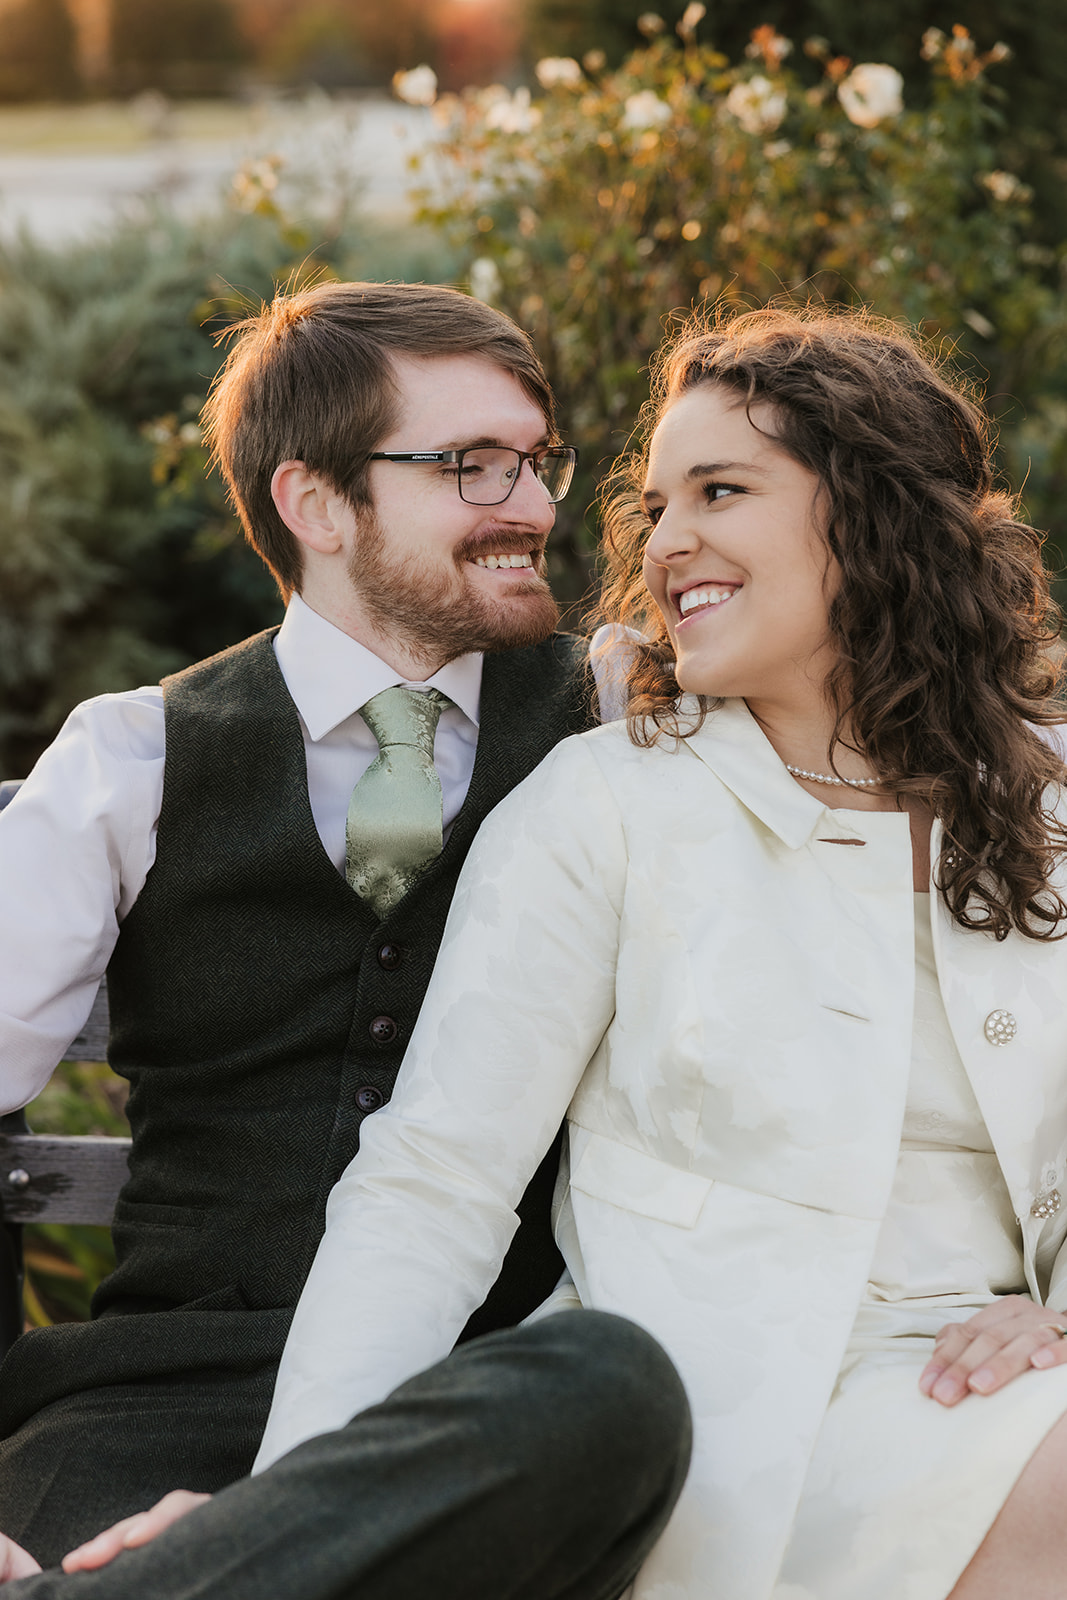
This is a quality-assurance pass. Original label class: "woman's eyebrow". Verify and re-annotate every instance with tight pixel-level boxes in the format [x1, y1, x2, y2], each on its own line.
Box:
[684, 459, 770, 480]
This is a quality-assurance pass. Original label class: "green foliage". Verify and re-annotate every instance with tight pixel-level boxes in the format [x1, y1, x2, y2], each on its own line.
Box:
[21, 1060, 128, 1324]
[0, 176, 459, 776]
[413, 24, 1067, 600]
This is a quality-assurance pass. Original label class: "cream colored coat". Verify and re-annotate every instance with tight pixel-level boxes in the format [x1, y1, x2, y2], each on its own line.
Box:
[256, 699, 1067, 1600]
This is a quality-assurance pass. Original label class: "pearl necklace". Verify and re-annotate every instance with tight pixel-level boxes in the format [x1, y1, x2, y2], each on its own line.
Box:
[785, 764, 880, 790]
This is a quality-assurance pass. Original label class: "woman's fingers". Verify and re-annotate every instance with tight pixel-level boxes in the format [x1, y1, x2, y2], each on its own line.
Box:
[62, 1491, 211, 1572]
[0, 1533, 42, 1582]
[919, 1299, 1067, 1406]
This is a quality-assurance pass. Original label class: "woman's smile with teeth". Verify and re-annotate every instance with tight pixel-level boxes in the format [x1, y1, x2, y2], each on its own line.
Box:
[473, 552, 534, 569]
[677, 585, 739, 618]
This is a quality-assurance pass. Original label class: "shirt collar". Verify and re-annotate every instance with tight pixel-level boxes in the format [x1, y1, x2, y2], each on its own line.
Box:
[274, 593, 483, 741]
[681, 697, 866, 849]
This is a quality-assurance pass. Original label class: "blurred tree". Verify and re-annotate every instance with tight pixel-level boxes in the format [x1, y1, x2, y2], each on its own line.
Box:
[256, 3, 372, 90]
[110, 0, 248, 95]
[231, 0, 521, 91]
[0, 0, 78, 100]
[233, 0, 441, 88]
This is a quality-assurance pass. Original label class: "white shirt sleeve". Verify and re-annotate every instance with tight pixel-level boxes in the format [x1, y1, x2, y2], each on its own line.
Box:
[0, 689, 164, 1111]
[590, 623, 647, 723]
[253, 734, 627, 1473]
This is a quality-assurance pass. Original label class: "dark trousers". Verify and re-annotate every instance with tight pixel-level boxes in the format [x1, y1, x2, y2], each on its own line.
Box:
[5, 1312, 692, 1600]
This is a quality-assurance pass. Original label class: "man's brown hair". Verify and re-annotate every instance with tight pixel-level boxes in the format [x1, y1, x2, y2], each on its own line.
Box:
[202, 281, 557, 600]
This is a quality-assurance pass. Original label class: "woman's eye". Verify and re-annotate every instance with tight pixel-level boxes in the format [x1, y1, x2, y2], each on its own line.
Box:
[645, 505, 665, 528]
[703, 481, 743, 503]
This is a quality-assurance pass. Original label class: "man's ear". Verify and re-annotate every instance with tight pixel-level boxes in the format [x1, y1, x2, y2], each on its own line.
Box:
[271, 461, 347, 555]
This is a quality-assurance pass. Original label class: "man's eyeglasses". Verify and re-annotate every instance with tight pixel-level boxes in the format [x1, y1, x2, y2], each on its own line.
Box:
[367, 445, 578, 506]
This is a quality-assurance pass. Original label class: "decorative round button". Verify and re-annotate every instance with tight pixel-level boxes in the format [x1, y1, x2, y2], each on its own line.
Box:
[369, 1015, 398, 1044]
[377, 944, 403, 971]
[6, 1169, 29, 1189]
[355, 1085, 385, 1113]
[1032, 1189, 1062, 1220]
[983, 1009, 1017, 1046]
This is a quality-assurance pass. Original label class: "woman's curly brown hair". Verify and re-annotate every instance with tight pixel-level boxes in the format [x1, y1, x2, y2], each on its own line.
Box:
[599, 304, 1067, 940]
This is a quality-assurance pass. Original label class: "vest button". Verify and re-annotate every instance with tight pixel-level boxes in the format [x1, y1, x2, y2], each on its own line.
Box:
[355, 1085, 385, 1113]
[377, 943, 403, 971]
[369, 1015, 398, 1044]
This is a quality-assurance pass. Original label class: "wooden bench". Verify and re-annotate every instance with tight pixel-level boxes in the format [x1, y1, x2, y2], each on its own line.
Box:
[0, 779, 130, 1356]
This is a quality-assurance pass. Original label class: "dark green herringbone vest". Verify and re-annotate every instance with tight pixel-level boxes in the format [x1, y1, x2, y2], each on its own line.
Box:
[96, 627, 597, 1328]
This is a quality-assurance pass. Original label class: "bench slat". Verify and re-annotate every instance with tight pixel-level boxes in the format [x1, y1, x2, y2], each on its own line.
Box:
[0, 1133, 130, 1225]
[67, 986, 111, 1063]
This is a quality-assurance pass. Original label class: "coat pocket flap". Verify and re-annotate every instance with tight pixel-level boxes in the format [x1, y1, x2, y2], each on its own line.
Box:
[570, 1132, 713, 1227]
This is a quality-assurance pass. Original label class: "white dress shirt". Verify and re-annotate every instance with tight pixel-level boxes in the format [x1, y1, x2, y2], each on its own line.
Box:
[0, 595, 485, 1113]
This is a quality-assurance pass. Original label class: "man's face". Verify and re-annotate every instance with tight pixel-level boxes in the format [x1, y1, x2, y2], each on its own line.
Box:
[342, 354, 561, 672]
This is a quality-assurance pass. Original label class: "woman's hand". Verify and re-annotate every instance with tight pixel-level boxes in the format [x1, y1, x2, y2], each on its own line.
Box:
[919, 1295, 1067, 1406]
[61, 1490, 211, 1573]
[0, 1532, 41, 1583]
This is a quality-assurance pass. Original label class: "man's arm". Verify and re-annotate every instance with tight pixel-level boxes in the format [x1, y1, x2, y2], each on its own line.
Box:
[0, 689, 163, 1110]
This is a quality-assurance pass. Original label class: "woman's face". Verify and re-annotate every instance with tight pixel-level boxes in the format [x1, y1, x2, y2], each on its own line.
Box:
[641, 382, 840, 719]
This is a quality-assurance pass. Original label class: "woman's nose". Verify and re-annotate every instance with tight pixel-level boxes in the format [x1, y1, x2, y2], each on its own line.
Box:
[643, 506, 697, 568]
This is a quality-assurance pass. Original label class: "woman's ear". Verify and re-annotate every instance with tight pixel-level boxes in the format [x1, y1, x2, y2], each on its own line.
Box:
[270, 461, 345, 555]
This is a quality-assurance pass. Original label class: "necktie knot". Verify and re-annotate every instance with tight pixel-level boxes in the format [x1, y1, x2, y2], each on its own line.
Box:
[359, 686, 447, 756]
[345, 687, 450, 920]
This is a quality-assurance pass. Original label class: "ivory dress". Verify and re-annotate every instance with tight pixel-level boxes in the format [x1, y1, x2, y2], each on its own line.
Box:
[775, 893, 1067, 1599]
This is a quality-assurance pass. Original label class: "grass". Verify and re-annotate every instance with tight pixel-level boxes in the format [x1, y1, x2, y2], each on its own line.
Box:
[0, 92, 401, 153]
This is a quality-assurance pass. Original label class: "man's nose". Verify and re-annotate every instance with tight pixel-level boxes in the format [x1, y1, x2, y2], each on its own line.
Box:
[502, 459, 556, 527]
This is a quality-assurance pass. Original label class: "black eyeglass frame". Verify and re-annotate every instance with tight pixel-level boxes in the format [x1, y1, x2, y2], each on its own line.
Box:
[367, 445, 579, 506]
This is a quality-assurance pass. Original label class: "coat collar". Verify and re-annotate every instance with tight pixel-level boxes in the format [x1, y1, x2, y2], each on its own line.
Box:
[679, 698, 868, 850]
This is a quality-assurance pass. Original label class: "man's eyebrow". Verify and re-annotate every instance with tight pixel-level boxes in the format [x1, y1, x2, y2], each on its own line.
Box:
[436, 434, 551, 452]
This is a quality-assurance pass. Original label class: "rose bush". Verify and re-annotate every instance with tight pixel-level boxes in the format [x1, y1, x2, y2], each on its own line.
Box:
[404, 20, 1067, 601]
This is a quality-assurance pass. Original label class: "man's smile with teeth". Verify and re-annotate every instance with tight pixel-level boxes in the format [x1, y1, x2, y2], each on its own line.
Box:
[472, 553, 534, 569]
[677, 584, 740, 618]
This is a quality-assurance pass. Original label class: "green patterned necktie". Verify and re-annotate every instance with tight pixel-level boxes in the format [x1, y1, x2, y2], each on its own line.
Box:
[346, 686, 449, 919]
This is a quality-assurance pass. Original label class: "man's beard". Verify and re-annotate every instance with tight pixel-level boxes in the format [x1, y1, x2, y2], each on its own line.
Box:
[347, 510, 560, 667]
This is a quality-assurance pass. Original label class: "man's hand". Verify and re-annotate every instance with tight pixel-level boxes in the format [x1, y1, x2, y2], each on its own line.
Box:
[919, 1295, 1067, 1406]
[62, 1491, 211, 1573]
[0, 1533, 41, 1583]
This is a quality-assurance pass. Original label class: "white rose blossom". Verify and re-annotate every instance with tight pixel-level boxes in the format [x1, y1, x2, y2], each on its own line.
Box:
[392, 64, 437, 107]
[622, 90, 673, 131]
[469, 258, 503, 304]
[535, 57, 583, 89]
[980, 169, 1030, 204]
[837, 63, 904, 129]
[483, 86, 541, 134]
[724, 76, 787, 136]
